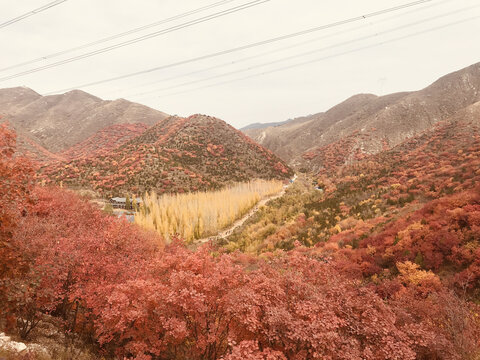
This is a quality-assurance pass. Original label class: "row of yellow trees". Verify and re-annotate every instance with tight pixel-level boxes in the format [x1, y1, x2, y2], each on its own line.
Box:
[135, 180, 284, 242]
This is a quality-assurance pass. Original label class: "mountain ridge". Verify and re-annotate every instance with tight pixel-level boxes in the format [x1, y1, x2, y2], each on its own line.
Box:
[0, 87, 169, 153]
[243, 62, 480, 168]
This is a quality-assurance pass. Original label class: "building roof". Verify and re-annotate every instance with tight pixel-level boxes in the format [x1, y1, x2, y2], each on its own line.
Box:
[110, 197, 142, 203]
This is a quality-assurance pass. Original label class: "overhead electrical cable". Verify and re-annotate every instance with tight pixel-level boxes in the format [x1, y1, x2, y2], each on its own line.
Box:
[43, 0, 436, 95]
[126, 5, 475, 98]
[113, 0, 453, 97]
[0, 0, 238, 73]
[0, 0, 68, 29]
[153, 16, 480, 100]
[0, 0, 272, 83]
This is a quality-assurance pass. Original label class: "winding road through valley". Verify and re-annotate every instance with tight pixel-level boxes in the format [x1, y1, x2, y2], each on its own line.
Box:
[194, 174, 297, 244]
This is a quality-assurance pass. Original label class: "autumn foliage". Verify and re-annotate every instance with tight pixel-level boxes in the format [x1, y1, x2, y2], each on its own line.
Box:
[90, 243, 476, 360]
[4, 202, 479, 359]
[1, 116, 480, 359]
[136, 180, 283, 242]
[2, 183, 478, 359]
[0, 124, 34, 322]
[39, 115, 293, 196]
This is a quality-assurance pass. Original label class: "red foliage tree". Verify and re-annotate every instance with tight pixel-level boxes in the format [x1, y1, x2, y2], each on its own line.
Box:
[85, 244, 474, 359]
[8, 186, 162, 339]
[0, 124, 34, 328]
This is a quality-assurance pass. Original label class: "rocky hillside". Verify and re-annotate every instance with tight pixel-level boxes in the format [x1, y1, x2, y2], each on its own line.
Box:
[39, 114, 293, 196]
[0, 87, 168, 153]
[244, 62, 480, 169]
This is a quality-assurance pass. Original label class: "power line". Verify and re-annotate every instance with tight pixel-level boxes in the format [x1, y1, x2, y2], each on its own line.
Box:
[0, 0, 271, 83]
[153, 16, 479, 100]
[0, 0, 68, 29]
[127, 4, 473, 98]
[0, 0, 238, 73]
[114, 0, 453, 98]
[44, 0, 435, 95]
[130, 4, 478, 97]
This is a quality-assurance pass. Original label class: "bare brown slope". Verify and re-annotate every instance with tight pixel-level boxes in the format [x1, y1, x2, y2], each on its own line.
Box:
[244, 93, 403, 163]
[0, 87, 168, 153]
[244, 62, 480, 167]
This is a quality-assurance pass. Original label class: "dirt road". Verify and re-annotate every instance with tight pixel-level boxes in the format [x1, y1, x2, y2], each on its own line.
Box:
[194, 175, 296, 244]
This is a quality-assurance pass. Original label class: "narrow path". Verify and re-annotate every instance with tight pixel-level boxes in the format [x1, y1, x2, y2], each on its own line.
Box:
[194, 175, 296, 244]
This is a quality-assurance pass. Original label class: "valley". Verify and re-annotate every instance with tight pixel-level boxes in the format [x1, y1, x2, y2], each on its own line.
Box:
[1, 5, 480, 357]
[194, 174, 297, 245]
[136, 179, 286, 243]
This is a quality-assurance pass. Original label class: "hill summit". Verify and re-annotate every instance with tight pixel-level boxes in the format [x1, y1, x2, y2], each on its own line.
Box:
[0, 87, 169, 153]
[40, 114, 293, 196]
[244, 62, 480, 170]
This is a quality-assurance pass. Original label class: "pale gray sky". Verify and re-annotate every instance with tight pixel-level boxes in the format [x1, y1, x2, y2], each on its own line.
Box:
[0, 0, 479, 128]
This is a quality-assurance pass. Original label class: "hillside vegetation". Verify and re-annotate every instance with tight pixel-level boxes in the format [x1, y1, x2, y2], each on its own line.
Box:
[2, 63, 480, 359]
[60, 123, 149, 160]
[244, 62, 480, 169]
[39, 114, 292, 196]
[225, 107, 480, 302]
[1, 103, 480, 359]
[136, 179, 284, 242]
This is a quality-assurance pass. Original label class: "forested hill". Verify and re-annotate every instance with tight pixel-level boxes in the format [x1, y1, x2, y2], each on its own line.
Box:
[39, 114, 293, 196]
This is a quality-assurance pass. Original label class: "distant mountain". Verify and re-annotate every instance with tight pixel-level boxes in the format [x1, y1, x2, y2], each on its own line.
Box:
[240, 119, 292, 131]
[0, 87, 168, 153]
[243, 62, 480, 169]
[317, 98, 480, 178]
[39, 114, 293, 196]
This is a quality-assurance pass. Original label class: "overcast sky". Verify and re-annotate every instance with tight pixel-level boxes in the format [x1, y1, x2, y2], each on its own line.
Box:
[0, 0, 479, 128]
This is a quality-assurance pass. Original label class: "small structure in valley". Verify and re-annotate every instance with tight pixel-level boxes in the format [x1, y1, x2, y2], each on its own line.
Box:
[110, 197, 142, 209]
